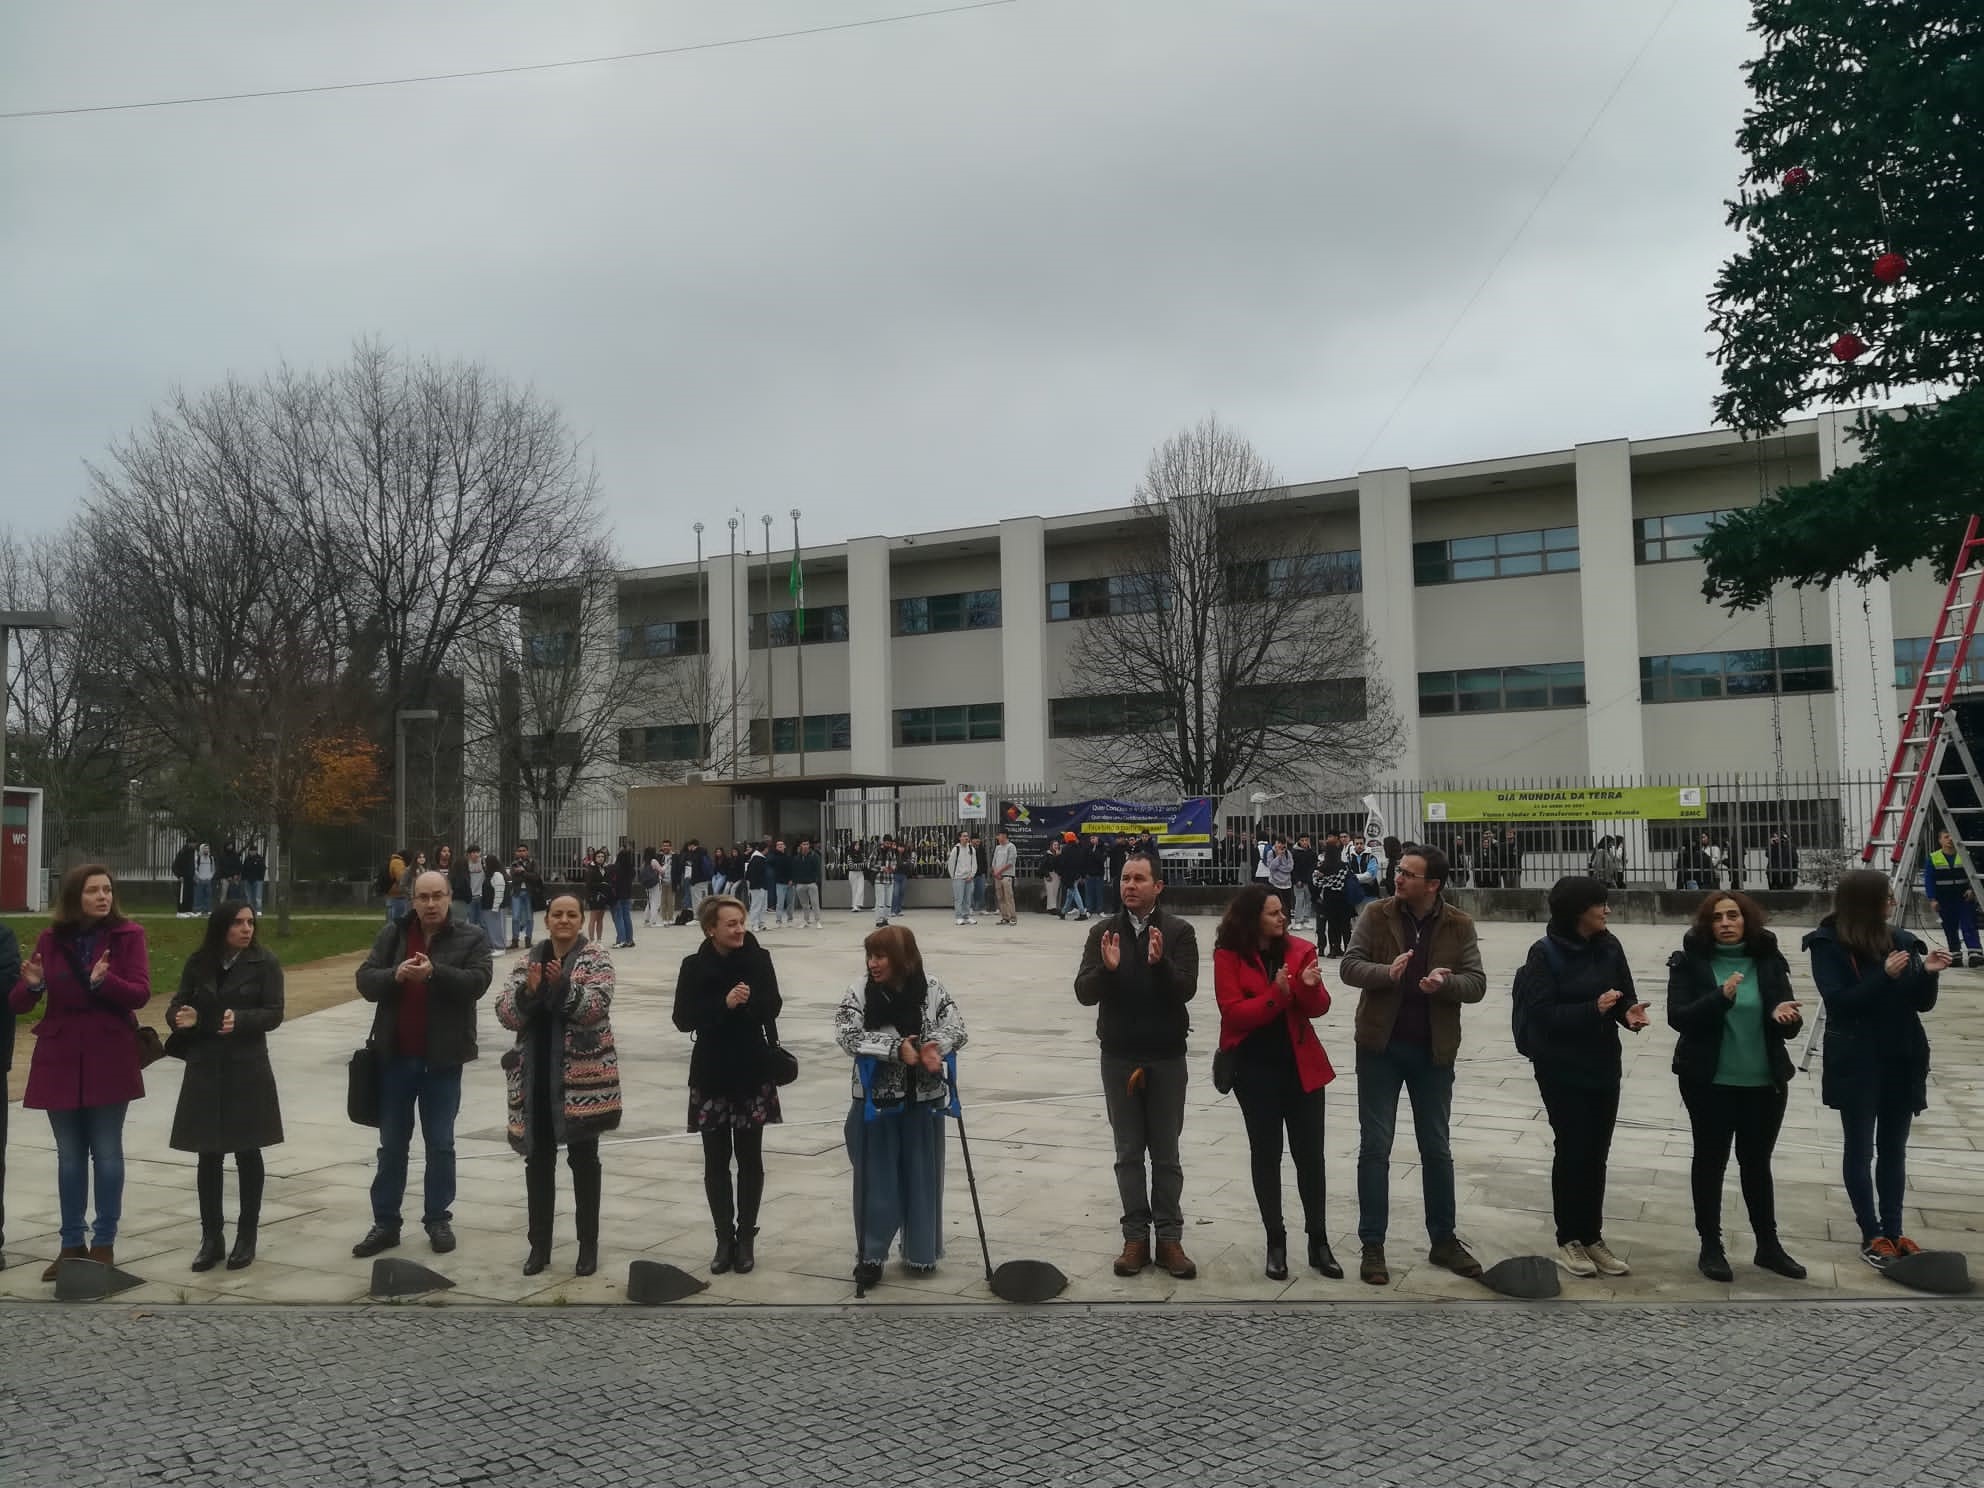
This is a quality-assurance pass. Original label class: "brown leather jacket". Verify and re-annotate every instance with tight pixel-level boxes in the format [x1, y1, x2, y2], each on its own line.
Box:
[1338, 897, 1488, 1066]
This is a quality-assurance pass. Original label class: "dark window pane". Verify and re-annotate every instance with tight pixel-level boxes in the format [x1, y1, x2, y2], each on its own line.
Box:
[1449, 536, 1496, 560]
[1452, 558, 1497, 582]
[1544, 549, 1580, 572]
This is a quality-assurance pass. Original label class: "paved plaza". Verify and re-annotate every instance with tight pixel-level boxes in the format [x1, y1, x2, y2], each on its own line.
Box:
[1, 908, 1979, 1306]
[3, 1301, 1980, 1486]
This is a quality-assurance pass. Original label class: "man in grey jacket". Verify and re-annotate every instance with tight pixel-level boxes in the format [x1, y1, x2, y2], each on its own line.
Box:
[990, 828, 1019, 925]
[351, 870, 494, 1259]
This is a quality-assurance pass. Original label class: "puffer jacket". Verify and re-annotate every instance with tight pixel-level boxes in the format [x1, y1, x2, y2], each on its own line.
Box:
[1804, 918, 1937, 1113]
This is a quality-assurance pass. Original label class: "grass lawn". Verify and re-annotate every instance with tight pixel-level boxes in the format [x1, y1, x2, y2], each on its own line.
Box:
[7, 913, 385, 1029]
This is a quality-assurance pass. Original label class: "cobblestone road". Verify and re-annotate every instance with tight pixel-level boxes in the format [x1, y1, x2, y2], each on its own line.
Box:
[3, 1300, 1980, 1486]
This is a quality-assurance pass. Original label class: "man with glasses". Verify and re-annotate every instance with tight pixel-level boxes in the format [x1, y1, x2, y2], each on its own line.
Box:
[351, 870, 495, 1259]
[1339, 845, 1487, 1287]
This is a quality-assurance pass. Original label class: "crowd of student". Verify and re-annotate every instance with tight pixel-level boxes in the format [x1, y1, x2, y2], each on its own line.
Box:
[0, 847, 1946, 1291]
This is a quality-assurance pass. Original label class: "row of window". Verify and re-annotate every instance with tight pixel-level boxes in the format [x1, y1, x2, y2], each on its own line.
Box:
[618, 724, 706, 764]
[750, 713, 853, 755]
[1419, 662, 1587, 715]
[895, 702, 1004, 746]
[1894, 636, 1984, 689]
[1413, 527, 1580, 586]
[1045, 680, 1369, 737]
[1639, 645, 1833, 702]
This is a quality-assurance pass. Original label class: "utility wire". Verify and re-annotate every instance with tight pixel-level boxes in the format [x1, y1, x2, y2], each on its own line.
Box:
[0, 0, 1019, 121]
[1353, 0, 1685, 469]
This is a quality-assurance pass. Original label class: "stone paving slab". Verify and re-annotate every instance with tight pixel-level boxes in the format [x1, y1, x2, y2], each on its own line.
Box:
[2, 908, 1977, 1305]
[1, 1301, 1980, 1487]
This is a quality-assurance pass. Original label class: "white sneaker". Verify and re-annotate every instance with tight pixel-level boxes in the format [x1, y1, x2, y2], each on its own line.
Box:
[1584, 1240, 1630, 1276]
[1555, 1241, 1598, 1278]
[955, 918, 967, 926]
[965, 917, 979, 925]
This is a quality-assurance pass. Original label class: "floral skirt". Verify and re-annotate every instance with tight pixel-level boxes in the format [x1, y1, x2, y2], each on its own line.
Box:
[688, 1082, 783, 1132]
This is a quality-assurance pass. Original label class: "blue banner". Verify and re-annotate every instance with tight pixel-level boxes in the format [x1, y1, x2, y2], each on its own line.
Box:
[998, 797, 1214, 859]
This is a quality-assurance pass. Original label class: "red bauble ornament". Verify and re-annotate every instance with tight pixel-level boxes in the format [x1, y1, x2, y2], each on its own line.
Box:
[1831, 332, 1868, 362]
[1781, 167, 1810, 191]
[1873, 251, 1908, 284]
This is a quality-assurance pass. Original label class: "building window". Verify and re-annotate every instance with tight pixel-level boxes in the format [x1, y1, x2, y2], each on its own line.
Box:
[1225, 550, 1364, 601]
[748, 605, 849, 648]
[1048, 693, 1174, 737]
[1894, 636, 1984, 689]
[619, 724, 707, 764]
[747, 713, 853, 755]
[1418, 662, 1586, 715]
[1047, 573, 1170, 621]
[896, 589, 1002, 635]
[615, 619, 705, 659]
[1640, 645, 1834, 702]
[1413, 527, 1579, 585]
[524, 631, 576, 667]
[1634, 510, 1735, 564]
[1229, 678, 1370, 726]
[520, 731, 581, 765]
[893, 703, 1004, 746]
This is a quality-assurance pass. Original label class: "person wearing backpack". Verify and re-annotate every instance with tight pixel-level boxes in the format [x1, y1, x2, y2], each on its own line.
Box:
[640, 847, 664, 928]
[1512, 875, 1650, 1279]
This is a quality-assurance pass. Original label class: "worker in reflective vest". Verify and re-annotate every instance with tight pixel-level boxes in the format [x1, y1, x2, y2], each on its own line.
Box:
[1923, 829, 1983, 967]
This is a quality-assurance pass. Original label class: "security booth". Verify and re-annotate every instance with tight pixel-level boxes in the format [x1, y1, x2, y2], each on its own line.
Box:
[2, 785, 45, 913]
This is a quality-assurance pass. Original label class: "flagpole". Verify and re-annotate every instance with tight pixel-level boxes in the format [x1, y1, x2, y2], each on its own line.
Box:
[791, 508, 806, 778]
[761, 513, 775, 779]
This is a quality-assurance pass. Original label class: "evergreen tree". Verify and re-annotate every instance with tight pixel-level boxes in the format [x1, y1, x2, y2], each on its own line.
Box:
[1701, 2, 1982, 610]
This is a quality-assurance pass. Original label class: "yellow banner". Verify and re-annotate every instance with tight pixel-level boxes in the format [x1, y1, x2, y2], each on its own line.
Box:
[1421, 786, 1707, 823]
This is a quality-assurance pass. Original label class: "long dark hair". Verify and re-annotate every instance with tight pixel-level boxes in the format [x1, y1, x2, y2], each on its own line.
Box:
[192, 898, 258, 975]
[1832, 869, 1895, 966]
[1215, 883, 1288, 966]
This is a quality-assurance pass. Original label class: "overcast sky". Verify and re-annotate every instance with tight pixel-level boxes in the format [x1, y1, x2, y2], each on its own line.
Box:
[1, 0, 1756, 564]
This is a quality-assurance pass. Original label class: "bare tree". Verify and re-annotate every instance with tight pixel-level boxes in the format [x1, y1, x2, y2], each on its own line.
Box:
[642, 651, 751, 781]
[1056, 416, 1401, 796]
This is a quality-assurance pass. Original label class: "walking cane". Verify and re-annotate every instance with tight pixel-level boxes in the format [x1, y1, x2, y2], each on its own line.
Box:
[945, 1055, 1067, 1304]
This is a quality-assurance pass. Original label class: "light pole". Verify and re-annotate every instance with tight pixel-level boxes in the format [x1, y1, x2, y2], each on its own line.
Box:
[395, 708, 440, 851]
[762, 512, 775, 778]
[791, 508, 805, 779]
[727, 517, 740, 777]
[693, 521, 706, 769]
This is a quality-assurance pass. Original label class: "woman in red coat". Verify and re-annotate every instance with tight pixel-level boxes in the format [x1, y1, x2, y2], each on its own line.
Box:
[1214, 883, 1339, 1280]
[8, 864, 152, 1278]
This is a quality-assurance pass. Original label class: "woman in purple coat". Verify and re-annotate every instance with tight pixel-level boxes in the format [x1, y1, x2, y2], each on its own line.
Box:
[8, 864, 152, 1278]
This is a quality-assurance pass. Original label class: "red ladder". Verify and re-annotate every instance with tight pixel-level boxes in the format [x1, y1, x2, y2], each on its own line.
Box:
[1863, 515, 1984, 872]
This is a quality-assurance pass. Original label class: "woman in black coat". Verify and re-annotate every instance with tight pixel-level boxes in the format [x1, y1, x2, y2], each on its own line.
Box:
[1666, 890, 1807, 1282]
[1512, 876, 1650, 1281]
[1804, 869, 1948, 1270]
[672, 893, 783, 1276]
[166, 900, 285, 1272]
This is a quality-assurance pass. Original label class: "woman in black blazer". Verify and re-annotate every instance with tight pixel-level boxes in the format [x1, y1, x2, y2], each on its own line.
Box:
[1666, 891, 1806, 1281]
[166, 900, 285, 1272]
[671, 894, 783, 1277]
[1804, 869, 1948, 1270]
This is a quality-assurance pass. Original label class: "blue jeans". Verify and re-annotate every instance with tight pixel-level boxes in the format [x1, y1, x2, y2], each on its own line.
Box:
[777, 884, 794, 922]
[890, 873, 906, 916]
[846, 1100, 947, 1268]
[511, 890, 533, 943]
[611, 898, 634, 944]
[952, 879, 975, 919]
[482, 906, 509, 949]
[1840, 1084, 1914, 1241]
[386, 898, 409, 924]
[1061, 878, 1087, 917]
[247, 881, 265, 911]
[371, 1056, 464, 1230]
[1086, 876, 1106, 916]
[48, 1103, 129, 1248]
[194, 879, 213, 913]
[1293, 883, 1313, 924]
[1355, 1042, 1457, 1246]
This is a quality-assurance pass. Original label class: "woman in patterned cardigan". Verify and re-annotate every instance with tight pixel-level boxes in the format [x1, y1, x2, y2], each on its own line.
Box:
[495, 890, 622, 1278]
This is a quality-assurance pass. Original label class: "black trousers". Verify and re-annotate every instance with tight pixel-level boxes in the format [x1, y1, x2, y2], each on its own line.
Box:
[1233, 1066, 1327, 1238]
[1321, 897, 1354, 956]
[196, 1150, 266, 1230]
[701, 1128, 766, 1236]
[1679, 1081, 1785, 1241]
[0, 1093, 8, 1247]
[1534, 1072, 1619, 1247]
[525, 1132, 601, 1246]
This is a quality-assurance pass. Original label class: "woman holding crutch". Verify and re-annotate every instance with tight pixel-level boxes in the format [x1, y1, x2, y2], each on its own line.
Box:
[835, 925, 968, 1287]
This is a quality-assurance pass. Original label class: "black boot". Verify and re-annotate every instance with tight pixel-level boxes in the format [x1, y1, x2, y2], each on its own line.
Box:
[1265, 1232, 1289, 1282]
[710, 1228, 736, 1274]
[1308, 1233, 1343, 1279]
[734, 1228, 757, 1275]
[1753, 1235, 1807, 1280]
[190, 1228, 226, 1273]
[1698, 1237, 1734, 1282]
[523, 1238, 551, 1276]
[226, 1224, 258, 1271]
[571, 1143, 602, 1279]
[575, 1241, 598, 1277]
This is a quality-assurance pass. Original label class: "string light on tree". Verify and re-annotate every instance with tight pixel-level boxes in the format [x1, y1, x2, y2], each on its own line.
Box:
[1831, 332, 1869, 362]
[1873, 251, 1908, 284]
[1780, 166, 1810, 191]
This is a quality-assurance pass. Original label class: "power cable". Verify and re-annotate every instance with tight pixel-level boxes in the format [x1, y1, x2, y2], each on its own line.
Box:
[0, 0, 1019, 121]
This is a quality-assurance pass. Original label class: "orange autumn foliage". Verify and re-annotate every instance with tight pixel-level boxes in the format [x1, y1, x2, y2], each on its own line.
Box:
[296, 731, 386, 826]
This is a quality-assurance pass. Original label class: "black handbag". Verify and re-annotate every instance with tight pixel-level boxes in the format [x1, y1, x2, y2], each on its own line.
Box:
[1211, 1046, 1237, 1096]
[763, 1019, 799, 1087]
[347, 1043, 382, 1126]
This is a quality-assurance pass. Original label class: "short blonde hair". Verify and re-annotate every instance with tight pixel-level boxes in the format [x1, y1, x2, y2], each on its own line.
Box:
[697, 894, 747, 934]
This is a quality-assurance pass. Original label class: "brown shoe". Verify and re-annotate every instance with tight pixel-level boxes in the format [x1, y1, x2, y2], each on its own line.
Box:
[87, 1245, 114, 1266]
[1112, 1237, 1151, 1276]
[1155, 1240, 1197, 1279]
[41, 1246, 86, 1282]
